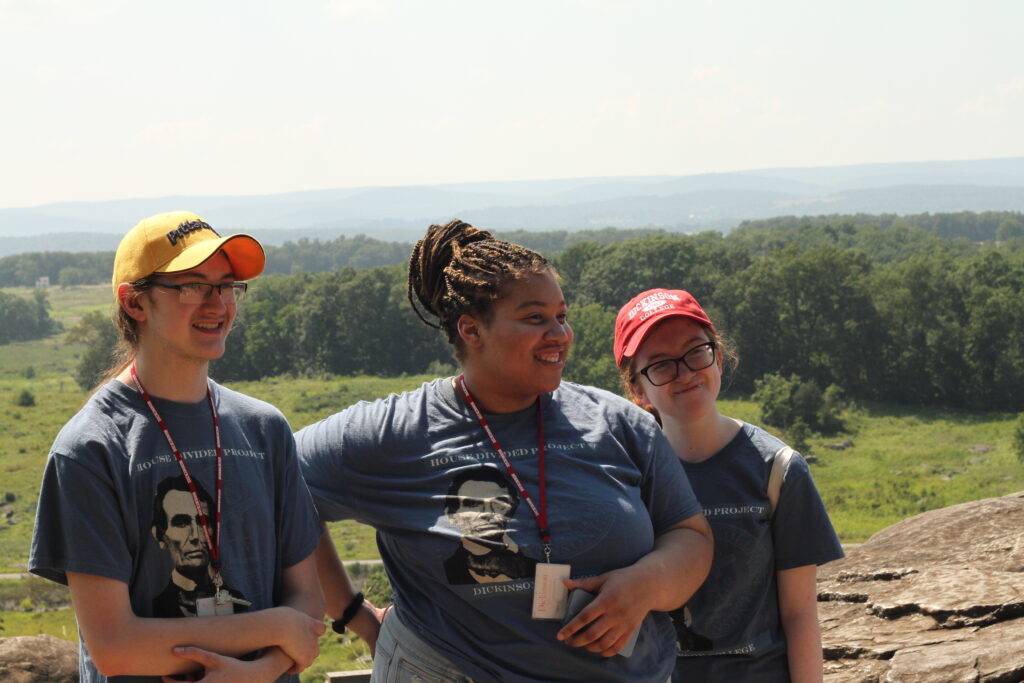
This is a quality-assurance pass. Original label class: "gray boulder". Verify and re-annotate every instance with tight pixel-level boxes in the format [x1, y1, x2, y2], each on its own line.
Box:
[0, 634, 78, 683]
[820, 491, 1024, 682]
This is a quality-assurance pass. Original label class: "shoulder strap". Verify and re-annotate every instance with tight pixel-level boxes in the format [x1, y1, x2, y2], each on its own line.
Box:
[767, 446, 795, 518]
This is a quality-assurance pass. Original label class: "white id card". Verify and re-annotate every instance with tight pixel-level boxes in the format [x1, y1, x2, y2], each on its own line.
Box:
[531, 563, 571, 620]
[196, 596, 234, 616]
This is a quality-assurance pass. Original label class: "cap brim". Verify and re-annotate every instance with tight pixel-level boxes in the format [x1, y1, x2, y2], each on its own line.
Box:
[157, 234, 265, 281]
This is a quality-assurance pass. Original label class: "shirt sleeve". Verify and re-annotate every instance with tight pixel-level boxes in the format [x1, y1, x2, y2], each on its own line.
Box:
[637, 420, 704, 534]
[273, 425, 323, 569]
[295, 407, 364, 523]
[771, 452, 845, 570]
[29, 451, 134, 586]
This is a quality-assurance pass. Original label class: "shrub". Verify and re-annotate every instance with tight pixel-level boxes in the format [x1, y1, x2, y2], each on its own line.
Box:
[424, 359, 457, 378]
[66, 310, 119, 391]
[787, 418, 812, 454]
[752, 373, 797, 429]
[753, 372, 845, 434]
[15, 389, 35, 407]
[820, 384, 849, 433]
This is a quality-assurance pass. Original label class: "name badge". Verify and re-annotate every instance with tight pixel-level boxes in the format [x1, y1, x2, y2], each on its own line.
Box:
[531, 563, 571, 620]
[196, 596, 234, 616]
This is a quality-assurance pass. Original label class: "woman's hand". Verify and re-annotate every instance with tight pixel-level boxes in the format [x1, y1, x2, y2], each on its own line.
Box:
[555, 569, 650, 658]
[161, 647, 279, 683]
[555, 516, 714, 658]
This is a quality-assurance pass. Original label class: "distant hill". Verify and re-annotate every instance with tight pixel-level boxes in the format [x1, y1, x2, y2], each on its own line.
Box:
[2, 157, 1024, 256]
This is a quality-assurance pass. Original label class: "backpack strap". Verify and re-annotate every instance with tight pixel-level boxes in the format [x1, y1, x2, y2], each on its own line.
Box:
[767, 446, 796, 518]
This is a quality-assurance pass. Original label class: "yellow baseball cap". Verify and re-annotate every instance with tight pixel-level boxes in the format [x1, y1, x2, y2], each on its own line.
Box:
[111, 211, 265, 296]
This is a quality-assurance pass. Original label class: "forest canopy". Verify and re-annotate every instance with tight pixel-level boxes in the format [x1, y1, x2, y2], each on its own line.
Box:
[13, 211, 1024, 413]
[2, 211, 1020, 287]
[210, 215, 1024, 413]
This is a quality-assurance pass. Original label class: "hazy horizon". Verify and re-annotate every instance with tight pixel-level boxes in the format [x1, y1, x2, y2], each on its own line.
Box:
[3, 1, 1022, 209]
[5, 154, 1024, 212]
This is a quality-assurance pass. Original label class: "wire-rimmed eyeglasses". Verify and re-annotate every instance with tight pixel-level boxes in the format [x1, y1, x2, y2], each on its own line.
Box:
[149, 281, 248, 304]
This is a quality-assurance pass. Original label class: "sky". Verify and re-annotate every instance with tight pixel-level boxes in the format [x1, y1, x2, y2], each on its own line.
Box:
[1, 0, 1022, 208]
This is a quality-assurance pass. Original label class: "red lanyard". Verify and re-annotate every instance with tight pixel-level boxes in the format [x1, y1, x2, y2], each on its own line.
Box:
[457, 375, 551, 562]
[130, 364, 224, 578]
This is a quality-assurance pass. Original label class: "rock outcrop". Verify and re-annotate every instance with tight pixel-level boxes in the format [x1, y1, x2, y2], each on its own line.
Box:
[3, 494, 1022, 682]
[820, 491, 1024, 682]
[0, 634, 78, 683]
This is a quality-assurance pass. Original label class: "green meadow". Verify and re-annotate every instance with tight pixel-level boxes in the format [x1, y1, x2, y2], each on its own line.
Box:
[715, 398, 1022, 540]
[1, 284, 1022, 677]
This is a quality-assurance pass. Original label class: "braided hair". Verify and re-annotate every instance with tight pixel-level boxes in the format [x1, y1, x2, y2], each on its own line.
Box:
[408, 219, 551, 357]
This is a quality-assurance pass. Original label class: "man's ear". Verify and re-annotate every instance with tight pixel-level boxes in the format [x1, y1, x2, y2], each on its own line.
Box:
[117, 283, 147, 322]
[456, 314, 484, 349]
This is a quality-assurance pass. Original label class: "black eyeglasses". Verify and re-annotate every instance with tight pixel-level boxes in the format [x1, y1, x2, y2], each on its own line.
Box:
[150, 281, 248, 304]
[636, 342, 717, 386]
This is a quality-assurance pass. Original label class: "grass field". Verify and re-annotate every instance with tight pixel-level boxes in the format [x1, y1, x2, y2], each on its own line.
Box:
[1, 284, 1023, 675]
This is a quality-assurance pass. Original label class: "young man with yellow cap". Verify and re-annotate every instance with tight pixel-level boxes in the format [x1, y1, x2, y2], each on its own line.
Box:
[29, 211, 326, 682]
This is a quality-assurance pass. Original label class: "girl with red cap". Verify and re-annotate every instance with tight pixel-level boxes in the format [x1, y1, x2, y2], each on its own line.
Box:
[614, 288, 843, 683]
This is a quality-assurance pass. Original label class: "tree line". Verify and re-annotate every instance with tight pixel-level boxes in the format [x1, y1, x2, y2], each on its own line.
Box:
[558, 221, 1024, 412]
[47, 213, 1024, 414]
[199, 218, 1024, 414]
[737, 211, 1024, 243]
[3, 211, 1021, 287]
[0, 227, 669, 287]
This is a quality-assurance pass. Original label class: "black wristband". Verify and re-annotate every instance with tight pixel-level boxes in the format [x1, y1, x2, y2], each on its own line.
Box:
[331, 592, 365, 634]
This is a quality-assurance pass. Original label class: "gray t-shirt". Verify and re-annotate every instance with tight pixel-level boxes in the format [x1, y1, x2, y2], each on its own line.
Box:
[29, 379, 321, 683]
[296, 378, 703, 683]
[671, 422, 844, 683]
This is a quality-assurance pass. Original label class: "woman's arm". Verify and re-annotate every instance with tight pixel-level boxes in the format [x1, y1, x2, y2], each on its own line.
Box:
[67, 571, 325, 678]
[314, 524, 386, 655]
[557, 513, 713, 657]
[778, 564, 824, 683]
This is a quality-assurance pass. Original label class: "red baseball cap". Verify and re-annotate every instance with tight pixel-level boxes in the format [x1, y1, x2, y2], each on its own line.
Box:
[614, 289, 714, 366]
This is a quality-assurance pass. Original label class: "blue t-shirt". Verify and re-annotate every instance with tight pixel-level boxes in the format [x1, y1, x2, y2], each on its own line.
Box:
[29, 380, 322, 683]
[671, 423, 844, 683]
[296, 378, 703, 683]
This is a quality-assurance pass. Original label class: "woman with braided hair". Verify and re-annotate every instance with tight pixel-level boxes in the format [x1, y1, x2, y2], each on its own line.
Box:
[296, 220, 713, 682]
